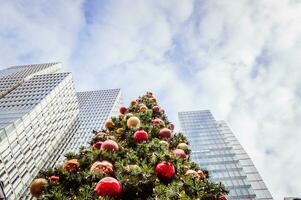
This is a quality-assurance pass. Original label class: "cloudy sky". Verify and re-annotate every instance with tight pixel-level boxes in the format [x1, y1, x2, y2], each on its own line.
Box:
[1, 0, 301, 198]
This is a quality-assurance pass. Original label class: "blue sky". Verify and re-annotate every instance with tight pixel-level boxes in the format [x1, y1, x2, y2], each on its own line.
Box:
[1, 0, 301, 198]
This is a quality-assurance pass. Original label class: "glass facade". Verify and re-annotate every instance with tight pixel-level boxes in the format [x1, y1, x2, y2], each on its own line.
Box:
[48, 89, 123, 166]
[0, 63, 122, 199]
[178, 110, 273, 200]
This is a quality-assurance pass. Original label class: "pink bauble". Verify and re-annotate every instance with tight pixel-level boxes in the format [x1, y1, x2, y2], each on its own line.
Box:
[101, 140, 119, 152]
[159, 128, 172, 138]
[172, 149, 187, 159]
[152, 106, 160, 113]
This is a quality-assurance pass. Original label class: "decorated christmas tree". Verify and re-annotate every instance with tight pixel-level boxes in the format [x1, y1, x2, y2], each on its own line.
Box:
[30, 92, 228, 200]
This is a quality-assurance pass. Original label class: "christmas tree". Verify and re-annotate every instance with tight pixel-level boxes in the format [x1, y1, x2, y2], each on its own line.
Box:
[30, 92, 228, 200]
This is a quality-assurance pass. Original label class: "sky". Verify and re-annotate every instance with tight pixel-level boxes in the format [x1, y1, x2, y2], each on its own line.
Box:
[0, 0, 301, 198]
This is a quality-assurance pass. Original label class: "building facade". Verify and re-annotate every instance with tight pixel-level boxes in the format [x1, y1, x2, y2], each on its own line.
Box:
[0, 63, 122, 199]
[178, 110, 273, 200]
[48, 89, 122, 167]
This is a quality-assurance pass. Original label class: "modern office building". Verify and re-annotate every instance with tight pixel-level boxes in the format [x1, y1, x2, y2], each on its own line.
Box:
[178, 110, 273, 200]
[48, 89, 122, 167]
[0, 63, 122, 199]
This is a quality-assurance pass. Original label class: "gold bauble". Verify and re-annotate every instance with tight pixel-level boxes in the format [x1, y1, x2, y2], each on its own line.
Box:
[127, 116, 140, 129]
[30, 178, 48, 197]
[104, 119, 115, 131]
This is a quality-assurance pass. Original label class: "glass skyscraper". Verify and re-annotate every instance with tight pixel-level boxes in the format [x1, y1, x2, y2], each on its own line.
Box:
[0, 63, 122, 199]
[178, 110, 273, 200]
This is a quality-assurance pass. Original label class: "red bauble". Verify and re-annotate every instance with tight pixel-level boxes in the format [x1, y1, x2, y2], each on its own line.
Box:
[95, 177, 122, 197]
[133, 130, 149, 143]
[146, 91, 153, 96]
[219, 194, 227, 200]
[49, 175, 59, 182]
[93, 141, 103, 150]
[101, 140, 119, 152]
[155, 161, 175, 181]
[119, 106, 127, 114]
[159, 128, 172, 138]
[173, 149, 188, 160]
[152, 106, 160, 113]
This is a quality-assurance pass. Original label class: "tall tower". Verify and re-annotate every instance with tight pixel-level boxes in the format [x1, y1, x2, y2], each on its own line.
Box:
[48, 89, 123, 167]
[178, 110, 273, 200]
[0, 63, 123, 199]
[0, 63, 79, 199]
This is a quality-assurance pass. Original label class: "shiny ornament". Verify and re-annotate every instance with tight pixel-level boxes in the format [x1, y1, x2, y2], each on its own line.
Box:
[133, 130, 149, 143]
[93, 141, 103, 150]
[185, 169, 205, 178]
[149, 97, 157, 103]
[152, 105, 160, 113]
[127, 116, 140, 129]
[90, 161, 113, 175]
[177, 143, 188, 151]
[159, 140, 169, 148]
[104, 119, 115, 131]
[152, 118, 165, 126]
[185, 169, 197, 176]
[30, 178, 48, 197]
[159, 128, 172, 138]
[219, 194, 227, 200]
[119, 106, 127, 114]
[95, 177, 122, 197]
[160, 109, 165, 114]
[48, 175, 59, 183]
[101, 140, 119, 152]
[130, 100, 138, 106]
[196, 170, 206, 178]
[173, 149, 187, 160]
[139, 104, 148, 112]
[155, 161, 175, 181]
[62, 159, 80, 172]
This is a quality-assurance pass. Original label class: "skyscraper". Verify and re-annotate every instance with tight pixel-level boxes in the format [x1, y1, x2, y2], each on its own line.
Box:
[0, 63, 122, 199]
[48, 89, 122, 167]
[178, 110, 273, 200]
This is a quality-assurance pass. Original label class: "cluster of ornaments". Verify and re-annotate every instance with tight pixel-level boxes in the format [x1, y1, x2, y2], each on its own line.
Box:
[29, 91, 226, 199]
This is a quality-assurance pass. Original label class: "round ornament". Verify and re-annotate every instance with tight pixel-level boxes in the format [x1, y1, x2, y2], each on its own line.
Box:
[101, 140, 119, 152]
[90, 160, 113, 175]
[177, 143, 188, 151]
[159, 128, 172, 138]
[119, 106, 127, 114]
[30, 178, 48, 197]
[95, 177, 122, 197]
[62, 159, 80, 172]
[172, 149, 188, 160]
[104, 119, 115, 131]
[93, 141, 103, 150]
[127, 116, 140, 129]
[133, 130, 149, 143]
[48, 175, 59, 183]
[155, 161, 175, 181]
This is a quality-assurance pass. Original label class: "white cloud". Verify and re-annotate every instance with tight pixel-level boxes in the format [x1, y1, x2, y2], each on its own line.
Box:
[1, 0, 301, 198]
